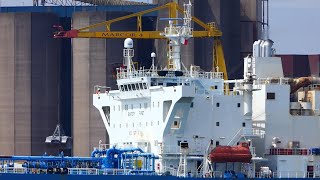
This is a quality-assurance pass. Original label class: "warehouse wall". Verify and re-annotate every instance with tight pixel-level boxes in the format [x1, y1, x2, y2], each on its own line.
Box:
[14, 13, 32, 156]
[72, 12, 106, 156]
[31, 13, 61, 155]
[0, 12, 62, 156]
[0, 13, 31, 156]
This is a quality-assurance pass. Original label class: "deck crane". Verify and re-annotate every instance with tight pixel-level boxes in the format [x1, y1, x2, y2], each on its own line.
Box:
[54, 2, 228, 80]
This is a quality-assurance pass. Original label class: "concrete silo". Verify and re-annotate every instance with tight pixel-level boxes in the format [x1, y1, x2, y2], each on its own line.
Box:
[0, 12, 62, 156]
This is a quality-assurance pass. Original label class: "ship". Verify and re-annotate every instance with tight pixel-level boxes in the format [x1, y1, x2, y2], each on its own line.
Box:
[1, 0, 320, 179]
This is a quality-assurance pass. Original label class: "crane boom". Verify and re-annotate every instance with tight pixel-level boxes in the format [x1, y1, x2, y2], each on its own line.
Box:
[54, 2, 228, 80]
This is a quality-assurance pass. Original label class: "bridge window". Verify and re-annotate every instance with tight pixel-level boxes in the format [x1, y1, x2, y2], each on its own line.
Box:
[132, 84, 136, 91]
[143, 83, 148, 89]
[144, 103, 148, 109]
[131, 104, 133, 110]
[267, 92, 275, 100]
[124, 85, 128, 91]
[139, 83, 143, 90]
[167, 83, 177, 87]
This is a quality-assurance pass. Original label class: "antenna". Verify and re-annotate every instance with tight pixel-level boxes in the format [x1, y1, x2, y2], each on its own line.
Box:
[151, 52, 156, 74]
[160, 0, 193, 71]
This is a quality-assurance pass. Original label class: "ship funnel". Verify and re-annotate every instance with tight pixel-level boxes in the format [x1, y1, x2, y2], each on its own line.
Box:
[252, 39, 275, 57]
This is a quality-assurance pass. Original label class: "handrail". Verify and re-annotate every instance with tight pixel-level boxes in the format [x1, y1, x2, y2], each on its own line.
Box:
[227, 128, 243, 146]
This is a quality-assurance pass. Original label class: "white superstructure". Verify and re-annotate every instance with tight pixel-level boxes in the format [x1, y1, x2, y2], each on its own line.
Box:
[93, 1, 320, 178]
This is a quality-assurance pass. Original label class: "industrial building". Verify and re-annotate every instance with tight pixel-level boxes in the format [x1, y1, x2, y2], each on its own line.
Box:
[2, 0, 313, 157]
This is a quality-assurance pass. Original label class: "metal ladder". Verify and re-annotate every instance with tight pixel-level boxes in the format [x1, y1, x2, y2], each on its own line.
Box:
[177, 153, 187, 177]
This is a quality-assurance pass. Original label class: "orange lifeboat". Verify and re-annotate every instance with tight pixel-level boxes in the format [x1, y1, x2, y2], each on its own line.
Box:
[209, 142, 252, 163]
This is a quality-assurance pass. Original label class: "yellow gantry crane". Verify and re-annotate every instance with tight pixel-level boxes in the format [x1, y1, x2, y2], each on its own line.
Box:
[54, 2, 228, 80]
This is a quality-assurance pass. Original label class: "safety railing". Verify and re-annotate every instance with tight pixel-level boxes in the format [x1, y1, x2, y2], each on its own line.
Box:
[116, 69, 223, 80]
[228, 128, 265, 146]
[4, 167, 320, 178]
[267, 148, 310, 156]
[94, 85, 111, 94]
[99, 168, 132, 175]
[255, 171, 320, 178]
[0, 168, 28, 174]
[161, 166, 177, 176]
[255, 77, 290, 85]
[68, 168, 98, 175]
[160, 145, 205, 155]
[290, 109, 319, 116]
[161, 167, 222, 178]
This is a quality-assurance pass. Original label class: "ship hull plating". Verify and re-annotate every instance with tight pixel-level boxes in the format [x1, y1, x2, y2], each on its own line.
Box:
[0, 174, 211, 179]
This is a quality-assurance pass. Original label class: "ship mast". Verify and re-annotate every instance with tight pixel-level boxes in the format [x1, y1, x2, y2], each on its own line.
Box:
[161, 0, 193, 71]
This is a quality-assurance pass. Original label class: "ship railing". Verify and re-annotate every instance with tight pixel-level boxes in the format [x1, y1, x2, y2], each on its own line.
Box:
[250, 147, 256, 156]
[254, 171, 320, 178]
[161, 167, 222, 178]
[161, 166, 177, 176]
[98, 143, 109, 151]
[290, 108, 319, 116]
[187, 71, 223, 80]
[99, 168, 133, 175]
[0, 167, 28, 174]
[94, 85, 111, 94]
[160, 145, 205, 155]
[270, 171, 318, 178]
[252, 121, 265, 129]
[68, 168, 98, 175]
[243, 128, 265, 138]
[266, 148, 310, 156]
[116, 69, 224, 80]
[255, 77, 290, 86]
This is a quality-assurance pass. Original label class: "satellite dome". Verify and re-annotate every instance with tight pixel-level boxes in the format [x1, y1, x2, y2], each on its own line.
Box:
[124, 38, 133, 48]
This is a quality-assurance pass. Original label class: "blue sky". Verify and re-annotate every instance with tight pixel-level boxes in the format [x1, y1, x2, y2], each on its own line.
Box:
[1, 0, 319, 54]
[269, 0, 320, 54]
